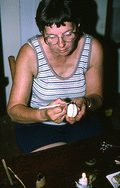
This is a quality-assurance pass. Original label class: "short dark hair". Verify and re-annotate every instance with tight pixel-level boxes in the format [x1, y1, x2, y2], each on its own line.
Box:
[35, 0, 82, 33]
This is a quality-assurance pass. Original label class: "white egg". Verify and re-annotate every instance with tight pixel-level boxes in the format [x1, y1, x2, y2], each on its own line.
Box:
[67, 103, 77, 118]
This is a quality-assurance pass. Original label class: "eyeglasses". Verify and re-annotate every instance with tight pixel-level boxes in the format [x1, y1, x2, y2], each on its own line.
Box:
[44, 31, 77, 46]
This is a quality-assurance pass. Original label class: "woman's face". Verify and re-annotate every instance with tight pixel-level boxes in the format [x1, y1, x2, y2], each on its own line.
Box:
[44, 22, 77, 56]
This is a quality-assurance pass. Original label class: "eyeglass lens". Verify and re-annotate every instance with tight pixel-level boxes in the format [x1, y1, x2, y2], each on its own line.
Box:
[45, 32, 76, 45]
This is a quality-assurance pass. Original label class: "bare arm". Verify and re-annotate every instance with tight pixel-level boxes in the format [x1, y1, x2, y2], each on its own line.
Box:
[84, 37, 103, 110]
[66, 38, 103, 124]
[7, 44, 66, 124]
[7, 44, 44, 123]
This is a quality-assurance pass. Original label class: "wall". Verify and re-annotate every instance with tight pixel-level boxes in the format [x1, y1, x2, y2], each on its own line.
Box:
[0, 0, 41, 104]
[20, 0, 40, 45]
[95, 0, 120, 94]
[118, 49, 120, 93]
[111, 0, 120, 93]
[95, 0, 108, 35]
[1, 0, 21, 103]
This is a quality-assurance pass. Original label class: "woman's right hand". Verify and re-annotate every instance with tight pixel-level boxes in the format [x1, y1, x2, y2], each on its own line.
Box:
[44, 98, 67, 124]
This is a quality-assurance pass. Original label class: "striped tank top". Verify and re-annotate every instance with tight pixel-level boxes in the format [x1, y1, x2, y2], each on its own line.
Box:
[28, 34, 93, 124]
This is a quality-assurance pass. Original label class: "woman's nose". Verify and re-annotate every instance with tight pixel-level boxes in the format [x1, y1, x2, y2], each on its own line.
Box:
[58, 37, 65, 47]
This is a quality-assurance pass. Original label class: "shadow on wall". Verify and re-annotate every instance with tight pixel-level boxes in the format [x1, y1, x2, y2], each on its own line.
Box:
[80, 0, 118, 110]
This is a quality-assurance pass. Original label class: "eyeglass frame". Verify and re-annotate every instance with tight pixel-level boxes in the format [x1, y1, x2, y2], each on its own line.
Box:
[44, 31, 78, 46]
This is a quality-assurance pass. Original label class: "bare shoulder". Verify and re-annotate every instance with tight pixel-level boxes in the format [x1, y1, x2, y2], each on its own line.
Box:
[16, 43, 37, 76]
[17, 43, 36, 59]
[92, 37, 103, 53]
[90, 37, 103, 67]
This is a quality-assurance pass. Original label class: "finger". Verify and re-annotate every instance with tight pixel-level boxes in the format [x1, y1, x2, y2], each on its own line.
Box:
[54, 114, 66, 124]
[66, 115, 76, 124]
[75, 109, 85, 121]
[80, 103, 86, 112]
[55, 98, 68, 106]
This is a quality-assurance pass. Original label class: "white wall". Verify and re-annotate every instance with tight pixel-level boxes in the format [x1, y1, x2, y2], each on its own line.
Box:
[1, 0, 21, 103]
[20, 0, 40, 45]
[95, 0, 108, 36]
[0, 0, 40, 104]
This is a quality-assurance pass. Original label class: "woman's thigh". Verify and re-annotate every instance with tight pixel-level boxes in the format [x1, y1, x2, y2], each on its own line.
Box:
[15, 114, 104, 154]
[64, 114, 105, 143]
[15, 123, 66, 154]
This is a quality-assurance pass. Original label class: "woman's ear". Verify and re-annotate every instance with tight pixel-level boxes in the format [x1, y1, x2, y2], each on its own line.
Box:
[40, 30, 44, 36]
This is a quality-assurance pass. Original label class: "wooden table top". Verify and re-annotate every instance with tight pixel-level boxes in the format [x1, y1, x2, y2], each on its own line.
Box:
[0, 130, 120, 188]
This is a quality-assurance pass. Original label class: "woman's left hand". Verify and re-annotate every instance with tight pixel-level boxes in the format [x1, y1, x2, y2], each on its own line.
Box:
[65, 97, 86, 124]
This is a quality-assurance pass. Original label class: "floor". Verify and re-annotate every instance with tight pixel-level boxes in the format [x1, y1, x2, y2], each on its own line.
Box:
[0, 96, 120, 161]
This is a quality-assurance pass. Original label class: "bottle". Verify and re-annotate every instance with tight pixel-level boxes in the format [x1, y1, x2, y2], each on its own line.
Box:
[36, 173, 45, 188]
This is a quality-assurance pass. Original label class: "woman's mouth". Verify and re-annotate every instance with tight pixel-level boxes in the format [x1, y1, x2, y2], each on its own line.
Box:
[59, 49, 67, 53]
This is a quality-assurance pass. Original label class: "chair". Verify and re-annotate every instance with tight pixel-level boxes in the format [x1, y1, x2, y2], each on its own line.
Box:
[8, 56, 24, 156]
[8, 56, 16, 81]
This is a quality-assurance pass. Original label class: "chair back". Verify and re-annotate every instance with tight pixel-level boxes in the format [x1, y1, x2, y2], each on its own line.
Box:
[8, 56, 24, 155]
[8, 56, 16, 81]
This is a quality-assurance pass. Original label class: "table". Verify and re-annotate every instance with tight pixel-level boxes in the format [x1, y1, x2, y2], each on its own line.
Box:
[0, 130, 120, 188]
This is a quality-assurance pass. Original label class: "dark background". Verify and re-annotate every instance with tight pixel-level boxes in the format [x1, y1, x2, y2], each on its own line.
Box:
[80, 0, 119, 110]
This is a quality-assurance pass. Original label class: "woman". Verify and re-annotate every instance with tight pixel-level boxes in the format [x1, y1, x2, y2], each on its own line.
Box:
[7, 0, 104, 154]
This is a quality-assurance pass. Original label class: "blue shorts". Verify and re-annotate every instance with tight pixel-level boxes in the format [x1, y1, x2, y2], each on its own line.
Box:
[15, 114, 105, 154]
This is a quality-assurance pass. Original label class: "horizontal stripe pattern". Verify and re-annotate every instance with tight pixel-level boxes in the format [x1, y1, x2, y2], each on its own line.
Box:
[28, 34, 92, 109]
